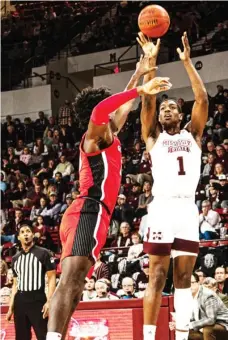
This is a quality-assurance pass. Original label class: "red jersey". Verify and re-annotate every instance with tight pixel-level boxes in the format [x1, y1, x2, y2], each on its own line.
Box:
[77, 134, 122, 216]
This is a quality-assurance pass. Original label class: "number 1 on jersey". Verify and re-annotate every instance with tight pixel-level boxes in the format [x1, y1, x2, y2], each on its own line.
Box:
[177, 156, 186, 175]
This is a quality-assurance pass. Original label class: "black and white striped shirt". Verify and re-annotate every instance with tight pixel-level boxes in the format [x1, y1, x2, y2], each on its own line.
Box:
[12, 245, 56, 292]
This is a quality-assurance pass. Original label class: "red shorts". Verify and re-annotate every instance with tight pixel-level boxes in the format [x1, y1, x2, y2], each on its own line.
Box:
[60, 198, 110, 264]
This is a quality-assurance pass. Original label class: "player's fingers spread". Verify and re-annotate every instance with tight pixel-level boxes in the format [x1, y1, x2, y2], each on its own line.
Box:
[139, 32, 145, 42]
[136, 37, 143, 47]
[156, 38, 161, 47]
[141, 32, 147, 42]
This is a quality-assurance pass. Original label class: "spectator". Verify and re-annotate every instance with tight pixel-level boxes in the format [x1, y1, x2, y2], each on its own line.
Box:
[214, 267, 228, 295]
[53, 155, 74, 180]
[215, 145, 228, 171]
[0, 209, 7, 232]
[39, 192, 62, 224]
[1, 208, 24, 244]
[82, 277, 97, 301]
[15, 139, 25, 155]
[111, 222, 132, 249]
[9, 180, 27, 208]
[0, 172, 7, 192]
[214, 85, 225, 105]
[217, 175, 228, 208]
[5, 125, 17, 148]
[34, 40, 45, 65]
[127, 182, 141, 210]
[213, 105, 227, 142]
[128, 151, 152, 186]
[5, 268, 14, 289]
[202, 153, 216, 181]
[208, 185, 221, 209]
[113, 194, 134, 226]
[187, 273, 228, 340]
[37, 159, 55, 180]
[94, 279, 119, 300]
[25, 184, 43, 208]
[53, 172, 68, 201]
[195, 182, 207, 210]
[121, 155, 134, 183]
[206, 141, 216, 154]
[19, 118, 34, 146]
[203, 277, 228, 308]
[42, 179, 50, 196]
[136, 181, 153, 217]
[210, 162, 226, 186]
[93, 253, 109, 280]
[43, 128, 53, 148]
[20, 147, 32, 166]
[118, 277, 137, 299]
[127, 232, 143, 261]
[195, 268, 207, 284]
[60, 194, 73, 215]
[135, 258, 149, 298]
[0, 260, 8, 288]
[199, 200, 221, 240]
[6, 146, 15, 164]
[20, 40, 31, 60]
[35, 111, 49, 138]
[33, 138, 48, 156]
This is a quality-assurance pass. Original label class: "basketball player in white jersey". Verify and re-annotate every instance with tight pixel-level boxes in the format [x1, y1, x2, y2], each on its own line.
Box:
[137, 32, 208, 340]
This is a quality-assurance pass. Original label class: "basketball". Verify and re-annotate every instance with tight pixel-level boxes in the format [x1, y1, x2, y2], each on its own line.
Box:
[138, 5, 170, 38]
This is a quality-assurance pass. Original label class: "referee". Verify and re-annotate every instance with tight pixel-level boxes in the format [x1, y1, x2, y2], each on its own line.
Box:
[6, 221, 56, 340]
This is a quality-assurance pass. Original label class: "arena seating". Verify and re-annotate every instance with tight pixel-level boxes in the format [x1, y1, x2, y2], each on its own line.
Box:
[1, 85, 228, 296]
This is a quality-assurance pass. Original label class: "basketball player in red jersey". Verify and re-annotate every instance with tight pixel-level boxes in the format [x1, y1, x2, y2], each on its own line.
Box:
[46, 57, 172, 340]
[137, 32, 208, 340]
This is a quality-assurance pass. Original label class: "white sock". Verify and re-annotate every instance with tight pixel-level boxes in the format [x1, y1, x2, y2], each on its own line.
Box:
[46, 332, 62, 340]
[143, 325, 156, 340]
[175, 330, 189, 340]
[174, 288, 193, 340]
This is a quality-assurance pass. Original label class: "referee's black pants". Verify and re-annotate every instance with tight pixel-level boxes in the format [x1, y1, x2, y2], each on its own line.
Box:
[14, 291, 47, 340]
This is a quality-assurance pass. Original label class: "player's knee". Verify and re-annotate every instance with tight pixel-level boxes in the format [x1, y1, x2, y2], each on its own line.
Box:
[148, 265, 167, 291]
[174, 271, 191, 287]
[60, 270, 85, 294]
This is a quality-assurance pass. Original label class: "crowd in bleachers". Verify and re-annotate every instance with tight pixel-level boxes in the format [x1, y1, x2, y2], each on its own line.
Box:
[2, 1, 228, 91]
[1, 1, 112, 90]
[70, 1, 228, 56]
[1, 82, 228, 303]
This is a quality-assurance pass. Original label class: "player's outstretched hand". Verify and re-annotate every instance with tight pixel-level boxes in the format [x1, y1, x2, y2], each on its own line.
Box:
[137, 32, 160, 59]
[177, 31, 191, 61]
[135, 54, 158, 76]
[138, 77, 172, 96]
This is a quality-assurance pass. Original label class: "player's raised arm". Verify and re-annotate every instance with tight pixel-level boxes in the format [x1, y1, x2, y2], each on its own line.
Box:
[113, 55, 158, 133]
[177, 32, 208, 142]
[87, 77, 171, 140]
[137, 33, 161, 144]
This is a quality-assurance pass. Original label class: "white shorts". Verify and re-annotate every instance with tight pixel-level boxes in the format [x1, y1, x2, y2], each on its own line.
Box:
[143, 197, 199, 256]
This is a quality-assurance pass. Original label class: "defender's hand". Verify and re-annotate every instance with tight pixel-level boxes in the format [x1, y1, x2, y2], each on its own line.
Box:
[177, 32, 191, 61]
[135, 54, 158, 76]
[137, 32, 161, 58]
[138, 77, 172, 96]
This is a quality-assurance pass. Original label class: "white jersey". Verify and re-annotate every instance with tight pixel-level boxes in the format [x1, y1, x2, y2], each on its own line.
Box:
[149, 129, 201, 198]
